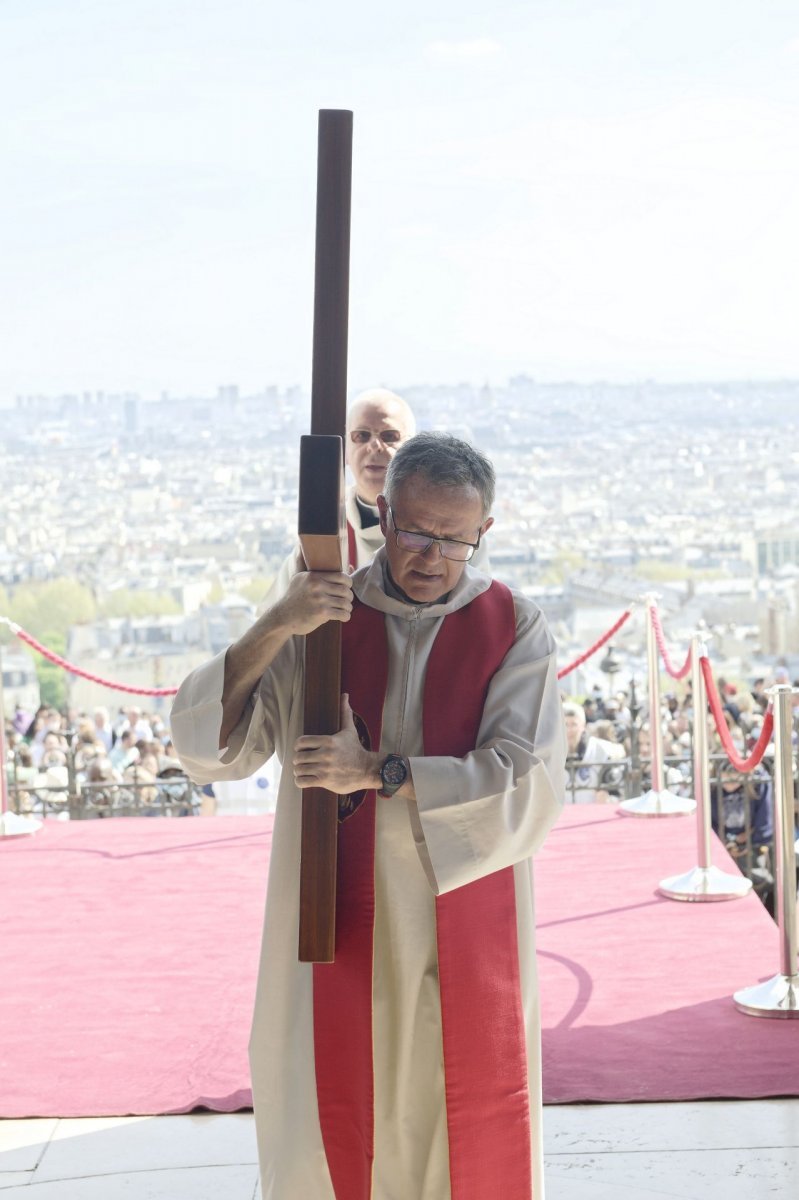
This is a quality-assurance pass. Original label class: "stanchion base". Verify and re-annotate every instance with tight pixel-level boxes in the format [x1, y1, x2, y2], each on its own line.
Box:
[733, 973, 799, 1018]
[619, 789, 696, 818]
[658, 864, 753, 902]
[0, 812, 43, 838]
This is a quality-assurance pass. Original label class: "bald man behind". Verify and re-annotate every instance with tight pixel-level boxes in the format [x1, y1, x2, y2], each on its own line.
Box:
[344, 388, 416, 566]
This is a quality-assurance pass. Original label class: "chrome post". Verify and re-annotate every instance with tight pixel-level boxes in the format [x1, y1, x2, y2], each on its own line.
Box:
[620, 596, 695, 817]
[658, 636, 752, 900]
[734, 684, 799, 1017]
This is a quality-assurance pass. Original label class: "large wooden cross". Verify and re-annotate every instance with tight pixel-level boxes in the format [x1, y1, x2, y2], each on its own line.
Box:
[297, 110, 353, 963]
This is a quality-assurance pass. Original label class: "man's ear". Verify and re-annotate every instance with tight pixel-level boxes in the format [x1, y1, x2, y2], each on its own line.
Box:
[376, 494, 389, 535]
[481, 516, 494, 536]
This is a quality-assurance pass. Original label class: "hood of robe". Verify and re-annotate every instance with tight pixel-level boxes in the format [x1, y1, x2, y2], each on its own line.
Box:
[352, 545, 493, 622]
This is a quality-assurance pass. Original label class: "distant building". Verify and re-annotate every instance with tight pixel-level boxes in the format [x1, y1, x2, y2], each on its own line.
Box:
[742, 528, 799, 577]
[124, 394, 140, 436]
[1, 650, 40, 713]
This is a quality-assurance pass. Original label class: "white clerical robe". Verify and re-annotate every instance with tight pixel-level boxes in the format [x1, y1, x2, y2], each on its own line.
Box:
[171, 548, 565, 1200]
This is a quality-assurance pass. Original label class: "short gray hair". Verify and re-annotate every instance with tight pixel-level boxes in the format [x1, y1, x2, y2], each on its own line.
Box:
[383, 432, 495, 518]
[562, 703, 586, 725]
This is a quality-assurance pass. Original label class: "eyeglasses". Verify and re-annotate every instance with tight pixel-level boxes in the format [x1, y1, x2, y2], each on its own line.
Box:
[388, 507, 480, 562]
[349, 428, 403, 447]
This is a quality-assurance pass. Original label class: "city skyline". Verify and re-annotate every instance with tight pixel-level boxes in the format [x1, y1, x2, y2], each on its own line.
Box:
[1, 1, 799, 402]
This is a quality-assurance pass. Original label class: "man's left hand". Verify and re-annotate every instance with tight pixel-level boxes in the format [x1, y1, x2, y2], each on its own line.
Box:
[293, 694, 379, 793]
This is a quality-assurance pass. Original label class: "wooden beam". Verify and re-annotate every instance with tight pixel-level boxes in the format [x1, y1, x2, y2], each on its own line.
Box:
[298, 110, 353, 963]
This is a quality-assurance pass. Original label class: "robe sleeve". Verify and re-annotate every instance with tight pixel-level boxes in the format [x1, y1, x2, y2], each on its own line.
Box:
[169, 639, 302, 785]
[406, 597, 566, 895]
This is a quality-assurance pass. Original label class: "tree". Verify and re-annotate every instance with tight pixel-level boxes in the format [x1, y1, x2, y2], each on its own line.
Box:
[98, 590, 181, 619]
[34, 631, 68, 710]
[8, 578, 96, 641]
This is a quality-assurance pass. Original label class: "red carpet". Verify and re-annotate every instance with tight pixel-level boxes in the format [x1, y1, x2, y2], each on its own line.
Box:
[0, 807, 795, 1118]
[1, 818, 269, 1117]
[537, 806, 798, 1103]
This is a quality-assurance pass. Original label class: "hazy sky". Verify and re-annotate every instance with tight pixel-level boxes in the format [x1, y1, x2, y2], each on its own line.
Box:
[1, 0, 798, 400]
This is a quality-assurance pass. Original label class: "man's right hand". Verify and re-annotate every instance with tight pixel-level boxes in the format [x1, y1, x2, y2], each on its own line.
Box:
[273, 570, 354, 636]
[219, 570, 353, 751]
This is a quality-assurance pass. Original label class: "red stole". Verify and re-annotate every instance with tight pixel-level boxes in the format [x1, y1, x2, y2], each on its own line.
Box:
[313, 581, 533, 1199]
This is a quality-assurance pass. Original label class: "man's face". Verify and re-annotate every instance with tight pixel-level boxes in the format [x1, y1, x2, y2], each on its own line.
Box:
[564, 714, 584, 752]
[346, 397, 413, 505]
[377, 477, 490, 603]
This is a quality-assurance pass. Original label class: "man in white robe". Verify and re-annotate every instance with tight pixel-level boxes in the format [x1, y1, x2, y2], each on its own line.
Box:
[171, 433, 564, 1199]
[563, 701, 626, 803]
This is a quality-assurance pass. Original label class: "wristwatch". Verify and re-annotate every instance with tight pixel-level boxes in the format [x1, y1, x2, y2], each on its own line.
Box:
[378, 753, 408, 797]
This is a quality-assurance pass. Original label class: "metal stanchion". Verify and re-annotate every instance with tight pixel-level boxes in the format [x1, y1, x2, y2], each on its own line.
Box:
[659, 636, 752, 900]
[620, 596, 695, 817]
[734, 684, 799, 1017]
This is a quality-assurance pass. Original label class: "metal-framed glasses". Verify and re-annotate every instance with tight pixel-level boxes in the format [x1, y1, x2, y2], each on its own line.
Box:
[388, 507, 481, 562]
[349, 428, 403, 447]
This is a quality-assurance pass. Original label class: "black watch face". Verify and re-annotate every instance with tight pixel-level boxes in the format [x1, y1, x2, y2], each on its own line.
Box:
[381, 757, 407, 787]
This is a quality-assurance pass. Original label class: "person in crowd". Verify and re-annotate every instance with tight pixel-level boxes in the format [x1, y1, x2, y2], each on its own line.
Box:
[158, 756, 195, 815]
[712, 763, 774, 850]
[12, 705, 32, 736]
[171, 432, 565, 1199]
[120, 706, 154, 742]
[92, 706, 114, 752]
[83, 756, 123, 817]
[150, 715, 168, 744]
[636, 722, 690, 795]
[36, 730, 67, 770]
[751, 677, 769, 713]
[30, 711, 64, 766]
[564, 700, 625, 803]
[732, 690, 757, 737]
[716, 678, 741, 726]
[598, 696, 629, 744]
[123, 754, 159, 811]
[712, 763, 775, 903]
[72, 727, 103, 780]
[7, 743, 37, 812]
[109, 730, 138, 772]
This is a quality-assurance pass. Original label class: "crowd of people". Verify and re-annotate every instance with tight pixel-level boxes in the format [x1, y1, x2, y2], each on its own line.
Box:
[561, 668, 799, 909]
[4, 703, 197, 816]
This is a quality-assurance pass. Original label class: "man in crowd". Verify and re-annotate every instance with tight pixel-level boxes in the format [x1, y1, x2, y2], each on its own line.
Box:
[172, 432, 564, 1200]
[563, 700, 625, 803]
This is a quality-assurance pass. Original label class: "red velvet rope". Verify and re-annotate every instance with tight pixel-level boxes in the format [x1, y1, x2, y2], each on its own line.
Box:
[557, 609, 632, 681]
[700, 656, 773, 772]
[649, 604, 692, 680]
[9, 605, 631, 697]
[8, 625, 179, 697]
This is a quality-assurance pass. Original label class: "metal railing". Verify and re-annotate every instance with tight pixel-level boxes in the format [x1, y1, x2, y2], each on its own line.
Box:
[565, 749, 787, 909]
[7, 755, 202, 820]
